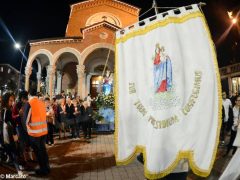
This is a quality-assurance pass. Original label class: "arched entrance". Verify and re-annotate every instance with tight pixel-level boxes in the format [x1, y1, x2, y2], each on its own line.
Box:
[83, 48, 114, 98]
[54, 52, 79, 97]
[25, 50, 52, 94]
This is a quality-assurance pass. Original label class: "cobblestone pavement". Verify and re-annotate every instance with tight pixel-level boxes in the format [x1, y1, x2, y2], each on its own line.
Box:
[0, 134, 235, 180]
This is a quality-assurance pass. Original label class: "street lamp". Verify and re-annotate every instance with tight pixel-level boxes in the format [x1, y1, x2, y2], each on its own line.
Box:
[14, 41, 28, 95]
[228, 11, 238, 24]
[15, 43, 21, 49]
[232, 18, 237, 24]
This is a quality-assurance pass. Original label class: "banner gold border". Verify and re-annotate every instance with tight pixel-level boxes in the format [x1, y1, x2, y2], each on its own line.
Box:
[114, 11, 222, 179]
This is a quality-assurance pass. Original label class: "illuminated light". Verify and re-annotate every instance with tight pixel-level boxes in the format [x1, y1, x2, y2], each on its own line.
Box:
[228, 11, 233, 19]
[227, 11, 238, 24]
[232, 18, 237, 24]
[15, 43, 21, 49]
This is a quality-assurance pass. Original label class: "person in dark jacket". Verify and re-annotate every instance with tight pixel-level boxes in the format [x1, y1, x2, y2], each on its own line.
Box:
[65, 97, 76, 138]
[58, 98, 66, 139]
[1, 92, 21, 174]
[18, 90, 35, 164]
[73, 99, 81, 139]
[220, 105, 226, 143]
[80, 101, 93, 139]
[13, 91, 32, 166]
[224, 96, 240, 156]
[230, 91, 237, 107]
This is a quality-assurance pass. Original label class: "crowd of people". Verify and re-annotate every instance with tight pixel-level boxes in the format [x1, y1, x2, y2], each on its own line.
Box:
[221, 91, 240, 157]
[0, 88, 95, 176]
[220, 91, 240, 180]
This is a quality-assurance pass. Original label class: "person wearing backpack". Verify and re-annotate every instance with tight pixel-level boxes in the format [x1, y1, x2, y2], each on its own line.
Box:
[0, 92, 22, 174]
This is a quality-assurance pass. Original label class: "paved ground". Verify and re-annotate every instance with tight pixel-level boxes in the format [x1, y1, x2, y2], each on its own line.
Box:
[0, 133, 236, 179]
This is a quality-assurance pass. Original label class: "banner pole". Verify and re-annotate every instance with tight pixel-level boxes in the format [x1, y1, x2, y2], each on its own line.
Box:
[153, 0, 159, 15]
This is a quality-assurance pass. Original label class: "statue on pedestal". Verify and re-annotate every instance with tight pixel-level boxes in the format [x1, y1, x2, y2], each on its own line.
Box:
[102, 70, 113, 95]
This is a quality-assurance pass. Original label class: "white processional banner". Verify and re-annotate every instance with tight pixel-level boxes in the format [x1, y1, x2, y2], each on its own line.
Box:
[114, 4, 222, 179]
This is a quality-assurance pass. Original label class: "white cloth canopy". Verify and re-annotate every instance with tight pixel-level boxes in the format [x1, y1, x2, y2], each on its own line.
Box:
[114, 4, 221, 179]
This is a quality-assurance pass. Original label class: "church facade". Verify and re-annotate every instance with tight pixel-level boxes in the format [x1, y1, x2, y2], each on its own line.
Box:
[25, 0, 139, 98]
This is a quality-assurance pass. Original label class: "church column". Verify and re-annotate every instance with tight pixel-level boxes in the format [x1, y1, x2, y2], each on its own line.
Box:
[56, 71, 63, 94]
[25, 66, 32, 91]
[47, 65, 56, 98]
[76, 65, 85, 99]
[53, 73, 56, 95]
[86, 74, 92, 96]
[37, 72, 41, 93]
[45, 75, 49, 95]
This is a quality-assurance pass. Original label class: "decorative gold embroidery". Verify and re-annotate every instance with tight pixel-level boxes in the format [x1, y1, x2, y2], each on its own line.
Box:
[182, 71, 202, 116]
[129, 82, 136, 94]
[116, 12, 204, 44]
[148, 115, 179, 129]
[134, 100, 148, 117]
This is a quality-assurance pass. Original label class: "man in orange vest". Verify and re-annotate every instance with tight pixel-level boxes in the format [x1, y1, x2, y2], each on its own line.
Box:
[23, 88, 50, 175]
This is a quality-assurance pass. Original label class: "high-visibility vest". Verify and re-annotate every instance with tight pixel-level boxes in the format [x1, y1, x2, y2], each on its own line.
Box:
[27, 97, 48, 137]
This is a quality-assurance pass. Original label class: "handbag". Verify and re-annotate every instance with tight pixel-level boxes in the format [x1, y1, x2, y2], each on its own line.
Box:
[2, 109, 10, 144]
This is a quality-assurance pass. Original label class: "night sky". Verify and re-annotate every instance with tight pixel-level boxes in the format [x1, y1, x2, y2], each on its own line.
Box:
[0, 0, 240, 72]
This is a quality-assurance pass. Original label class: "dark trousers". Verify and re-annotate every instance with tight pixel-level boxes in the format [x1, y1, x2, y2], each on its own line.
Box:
[16, 126, 29, 154]
[29, 135, 50, 172]
[46, 123, 54, 144]
[226, 130, 237, 155]
[220, 122, 227, 141]
[70, 119, 77, 138]
[82, 121, 91, 138]
[4, 142, 20, 171]
[76, 122, 81, 138]
[162, 172, 188, 180]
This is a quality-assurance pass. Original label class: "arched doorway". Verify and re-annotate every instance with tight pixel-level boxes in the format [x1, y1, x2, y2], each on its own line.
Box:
[83, 48, 114, 98]
[54, 52, 79, 97]
[29, 54, 50, 94]
[25, 49, 53, 94]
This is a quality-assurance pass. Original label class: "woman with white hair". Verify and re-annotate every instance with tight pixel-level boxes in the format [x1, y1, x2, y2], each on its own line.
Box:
[56, 98, 66, 139]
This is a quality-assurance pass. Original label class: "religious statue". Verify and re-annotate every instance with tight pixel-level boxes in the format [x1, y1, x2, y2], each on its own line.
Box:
[153, 43, 172, 93]
[102, 70, 113, 95]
